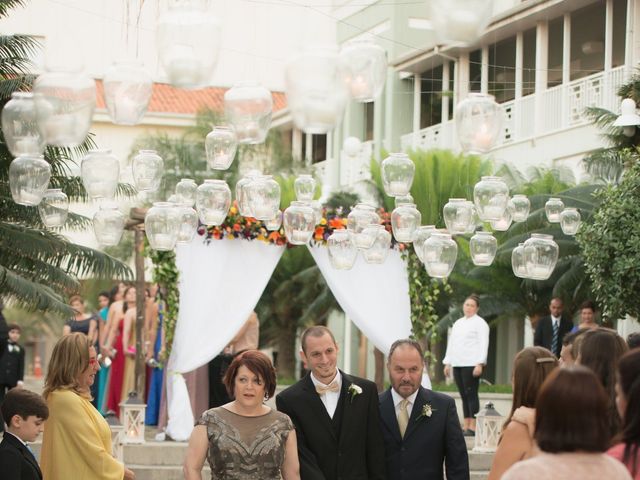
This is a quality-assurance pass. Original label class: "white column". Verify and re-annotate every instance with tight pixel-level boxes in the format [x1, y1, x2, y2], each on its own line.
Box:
[605, 0, 614, 71]
[343, 314, 352, 374]
[458, 51, 470, 100]
[412, 73, 421, 142]
[515, 32, 523, 99]
[535, 20, 549, 135]
[292, 129, 303, 163]
[373, 97, 383, 160]
[481, 46, 489, 94]
[305, 133, 312, 166]
[562, 14, 571, 128]
[624, 0, 637, 78]
[441, 60, 450, 122]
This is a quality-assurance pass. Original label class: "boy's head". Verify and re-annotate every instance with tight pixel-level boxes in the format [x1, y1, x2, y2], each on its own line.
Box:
[7, 324, 21, 343]
[0, 388, 48, 442]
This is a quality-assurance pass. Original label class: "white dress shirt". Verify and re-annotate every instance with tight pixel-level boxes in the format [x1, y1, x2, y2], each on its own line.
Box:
[311, 370, 342, 419]
[442, 314, 490, 367]
[551, 315, 560, 329]
[391, 388, 419, 419]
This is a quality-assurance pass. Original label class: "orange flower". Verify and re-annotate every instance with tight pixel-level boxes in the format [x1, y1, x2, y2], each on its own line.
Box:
[268, 231, 281, 242]
[314, 226, 325, 240]
[213, 229, 221, 240]
[233, 223, 241, 232]
[329, 218, 345, 229]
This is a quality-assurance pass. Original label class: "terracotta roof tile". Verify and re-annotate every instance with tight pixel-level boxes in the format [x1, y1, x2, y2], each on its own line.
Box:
[95, 80, 287, 116]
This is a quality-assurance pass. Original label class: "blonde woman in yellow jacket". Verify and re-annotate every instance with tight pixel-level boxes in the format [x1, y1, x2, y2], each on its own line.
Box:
[41, 333, 135, 480]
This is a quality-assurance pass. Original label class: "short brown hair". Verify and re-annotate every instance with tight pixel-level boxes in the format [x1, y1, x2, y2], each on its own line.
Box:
[7, 323, 21, 332]
[0, 388, 49, 424]
[388, 339, 424, 361]
[43, 333, 93, 400]
[223, 350, 276, 399]
[535, 366, 610, 453]
[301, 326, 336, 353]
[69, 295, 84, 304]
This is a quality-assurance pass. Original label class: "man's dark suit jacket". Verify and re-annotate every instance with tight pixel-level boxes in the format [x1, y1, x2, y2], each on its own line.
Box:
[276, 370, 386, 480]
[0, 342, 25, 387]
[0, 432, 42, 480]
[379, 386, 469, 480]
[533, 315, 573, 357]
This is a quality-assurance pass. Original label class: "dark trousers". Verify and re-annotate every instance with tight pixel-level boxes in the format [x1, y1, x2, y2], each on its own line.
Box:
[453, 366, 480, 419]
[208, 354, 233, 408]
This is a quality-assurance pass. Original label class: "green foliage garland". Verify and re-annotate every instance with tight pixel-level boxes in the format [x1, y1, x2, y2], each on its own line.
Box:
[149, 249, 180, 360]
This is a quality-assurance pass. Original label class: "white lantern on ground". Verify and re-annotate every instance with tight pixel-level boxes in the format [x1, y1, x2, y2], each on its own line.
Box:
[105, 412, 124, 462]
[381, 153, 415, 197]
[157, 0, 221, 89]
[511, 194, 530, 222]
[294, 174, 316, 202]
[455, 93, 503, 153]
[132, 150, 163, 192]
[474, 402, 504, 453]
[339, 38, 387, 102]
[176, 204, 198, 244]
[511, 243, 527, 278]
[544, 197, 564, 223]
[470, 231, 497, 266]
[430, 0, 494, 46]
[328, 230, 358, 270]
[175, 178, 197, 207]
[391, 203, 421, 243]
[33, 66, 96, 147]
[119, 392, 146, 444]
[235, 170, 261, 217]
[362, 227, 392, 264]
[103, 60, 152, 125]
[343, 136, 362, 156]
[423, 232, 458, 278]
[283, 201, 316, 245]
[265, 210, 283, 231]
[196, 179, 231, 226]
[523, 234, 559, 280]
[443, 198, 474, 234]
[285, 46, 349, 134]
[560, 208, 581, 235]
[490, 199, 514, 232]
[412, 225, 437, 262]
[38, 188, 69, 228]
[145, 202, 181, 251]
[93, 202, 125, 246]
[81, 149, 120, 200]
[1, 92, 46, 156]
[347, 203, 381, 249]
[473, 176, 509, 221]
[205, 126, 237, 170]
[9, 155, 51, 206]
[246, 175, 281, 221]
[224, 82, 272, 144]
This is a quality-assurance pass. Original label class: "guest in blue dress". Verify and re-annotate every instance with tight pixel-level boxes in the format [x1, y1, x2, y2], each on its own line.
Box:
[145, 291, 165, 426]
[96, 290, 111, 414]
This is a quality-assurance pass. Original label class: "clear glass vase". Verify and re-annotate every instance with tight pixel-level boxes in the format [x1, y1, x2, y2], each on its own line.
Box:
[145, 202, 181, 251]
[470, 231, 497, 266]
[81, 149, 120, 200]
[423, 232, 458, 278]
[246, 175, 281, 221]
[338, 38, 387, 103]
[103, 60, 152, 125]
[1, 92, 46, 156]
[175, 178, 198, 207]
[455, 93, 503, 153]
[9, 155, 51, 206]
[473, 176, 509, 221]
[391, 203, 421, 243]
[294, 174, 316, 202]
[224, 82, 272, 144]
[195, 179, 231, 226]
[132, 150, 163, 192]
[283, 201, 316, 245]
[205, 126, 237, 170]
[381, 153, 415, 197]
[560, 208, 581, 235]
[93, 202, 125, 246]
[328, 230, 358, 270]
[38, 188, 69, 228]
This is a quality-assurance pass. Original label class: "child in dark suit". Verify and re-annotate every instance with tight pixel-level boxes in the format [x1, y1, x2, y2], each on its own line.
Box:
[0, 388, 48, 480]
[0, 323, 25, 433]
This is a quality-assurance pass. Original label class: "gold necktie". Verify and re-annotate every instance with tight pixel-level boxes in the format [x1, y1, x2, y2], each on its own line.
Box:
[398, 399, 409, 438]
[316, 381, 340, 395]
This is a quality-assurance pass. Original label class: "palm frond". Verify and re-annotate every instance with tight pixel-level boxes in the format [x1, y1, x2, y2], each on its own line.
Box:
[0, 265, 73, 314]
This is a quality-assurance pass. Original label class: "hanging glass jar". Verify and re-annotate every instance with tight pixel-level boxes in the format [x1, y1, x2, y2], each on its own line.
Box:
[391, 203, 421, 243]
[490, 199, 514, 232]
[224, 82, 272, 144]
[443, 198, 474, 234]
[175, 178, 197, 207]
[33, 66, 96, 147]
[470, 231, 497, 266]
[1, 92, 46, 156]
[455, 93, 503, 153]
[283, 201, 316, 245]
[356, 224, 385, 251]
[412, 225, 437, 263]
[523, 233, 559, 281]
[511, 243, 528, 278]
[381, 153, 415, 197]
[285, 46, 349, 134]
[196, 179, 231, 226]
[362, 227, 391, 264]
[423, 232, 458, 278]
[9, 155, 51, 206]
[103, 60, 153, 125]
[157, 0, 221, 89]
[205, 126, 237, 170]
[265, 210, 283, 231]
[429, 0, 494, 45]
[235, 170, 261, 217]
[328, 230, 358, 270]
[132, 149, 163, 192]
[511, 194, 530, 223]
[395, 193, 414, 207]
[560, 208, 581, 236]
[338, 38, 387, 103]
[310, 200, 323, 225]
[347, 204, 381, 249]
[294, 174, 316, 202]
[93, 202, 125, 246]
[474, 176, 509, 221]
[545, 197, 564, 223]
[81, 149, 120, 200]
[176, 204, 199, 244]
[38, 188, 69, 228]
[145, 202, 181, 251]
[464, 201, 480, 234]
[246, 175, 281, 221]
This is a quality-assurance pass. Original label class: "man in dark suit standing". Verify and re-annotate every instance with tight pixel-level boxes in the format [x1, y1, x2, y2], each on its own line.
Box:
[534, 297, 573, 357]
[379, 339, 469, 480]
[0, 323, 25, 433]
[276, 326, 386, 480]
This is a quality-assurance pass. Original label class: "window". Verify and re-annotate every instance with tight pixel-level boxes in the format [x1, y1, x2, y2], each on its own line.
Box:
[301, 134, 327, 164]
[612, 0, 627, 68]
[469, 49, 482, 92]
[548, 17, 564, 88]
[420, 65, 443, 129]
[522, 28, 536, 96]
[571, 2, 605, 81]
[488, 36, 516, 103]
[364, 102, 374, 141]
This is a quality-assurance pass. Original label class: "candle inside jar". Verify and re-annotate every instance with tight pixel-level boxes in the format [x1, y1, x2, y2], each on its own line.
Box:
[387, 180, 409, 196]
[212, 152, 230, 169]
[427, 261, 451, 278]
[289, 229, 312, 244]
[151, 233, 175, 250]
[482, 205, 504, 220]
[202, 211, 226, 226]
[473, 253, 493, 265]
[330, 255, 355, 270]
[393, 228, 414, 243]
[17, 189, 44, 206]
[43, 212, 65, 227]
[364, 250, 386, 264]
[252, 204, 275, 220]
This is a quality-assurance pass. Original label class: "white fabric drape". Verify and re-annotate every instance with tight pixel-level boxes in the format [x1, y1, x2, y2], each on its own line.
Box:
[308, 245, 412, 354]
[166, 238, 285, 440]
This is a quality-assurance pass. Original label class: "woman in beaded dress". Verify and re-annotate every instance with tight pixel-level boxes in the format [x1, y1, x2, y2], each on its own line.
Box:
[183, 350, 300, 480]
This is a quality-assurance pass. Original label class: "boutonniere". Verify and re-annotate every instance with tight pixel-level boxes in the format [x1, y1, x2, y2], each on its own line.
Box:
[348, 384, 362, 402]
[417, 403, 436, 421]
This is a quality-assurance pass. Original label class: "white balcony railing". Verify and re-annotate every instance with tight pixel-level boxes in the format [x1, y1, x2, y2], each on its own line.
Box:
[401, 66, 627, 152]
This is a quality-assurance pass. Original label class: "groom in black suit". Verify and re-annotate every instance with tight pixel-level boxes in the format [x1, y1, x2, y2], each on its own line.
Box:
[534, 297, 573, 357]
[276, 326, 386, 480]
[379, 339, 469, 480]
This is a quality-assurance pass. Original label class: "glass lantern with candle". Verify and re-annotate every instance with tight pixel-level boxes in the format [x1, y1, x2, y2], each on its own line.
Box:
[544, 197, 564, 223]
[235, 170, 261, 217]
[103, 60, 152, 125]
[119, 392, 146, 444]
[338, 38, 387, 103]
[157, 0, 221, 89]
[412, 225, 437, 263]
[391, 203, 421, 243]
[1, 92, 46, 156]
[309, 200, 323, 226]
[93, 203, 125, 246]
[511, 243, 528, 278]
[294, 174, 316, 202]
[205, 126, 237, 170]
[328, 230, 358, 270]
[455, 93, 503, 154]
[265, 210, 283, 231]
[423, 232, 458, 278]
[175, 178, 197, 207]
[81, 149, 120, 200]
[196, 179, 231, 226]
[9, 155, 51, 206]
[511, 194, 530, 222]
[246, 175, 281, 221]
[473, 176, 509, 221]
[429, 0, 494, 45]
[470, 231, 497, 266]
[176, 204, 199, 244]
[443, 198, 474, 234]
[224, 82, 272, 144]
[357, 224, 385, 251]
[362, 227, 392, 264]
[145, 202, 181, 251]
[381, 153, 415, 197]
[38, 188, 69, 228]
[490, 199, 514, 232]
[560, 208, 581, 235]
[523, 234, 559, 281]
[347, 204, 381, 249]
[132, 149, 163, 192]
[283, 201, 316, 245]
[473, 402, 504, 453]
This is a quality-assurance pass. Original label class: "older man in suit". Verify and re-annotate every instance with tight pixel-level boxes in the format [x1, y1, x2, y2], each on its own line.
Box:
[379, 339, 469, 480]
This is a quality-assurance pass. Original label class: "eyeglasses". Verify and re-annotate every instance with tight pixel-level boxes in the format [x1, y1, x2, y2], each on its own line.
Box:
[89, 357, 98, 366]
